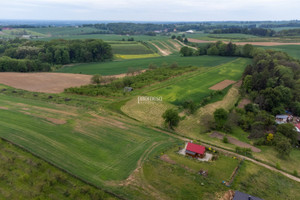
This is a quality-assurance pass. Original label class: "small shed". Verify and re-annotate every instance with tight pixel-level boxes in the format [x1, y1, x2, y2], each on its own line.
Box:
[124, 87, 133, 92]
[233, 191, 263, 200]
[185, 142, 206, 158]
[275, 115, 288, 124]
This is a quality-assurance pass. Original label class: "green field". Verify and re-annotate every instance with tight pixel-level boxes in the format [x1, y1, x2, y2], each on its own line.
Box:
[27, 27, 102, 36]
[34, 33, 169, 41]
[0, 139, 116, 200]
[0, 94, 174, 190]
[56, 55, 237, 75]
[259, 45, 300, 60]
[149, 58, 251, 104]
[111, 42, 154, 55]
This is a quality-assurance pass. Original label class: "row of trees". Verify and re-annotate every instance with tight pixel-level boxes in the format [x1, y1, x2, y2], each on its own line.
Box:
[212, 27, 276, 37]
[0, 39, 113, 72]
[180, 41, 255, 58]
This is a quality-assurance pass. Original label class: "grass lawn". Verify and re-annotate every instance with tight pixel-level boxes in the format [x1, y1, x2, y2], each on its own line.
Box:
[133, 146, 240, 200]
[56, 55, 237, 75]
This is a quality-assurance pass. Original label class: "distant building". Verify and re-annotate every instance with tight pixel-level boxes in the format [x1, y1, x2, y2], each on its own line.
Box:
[233, 191, 263, 200]
[124, 87, 133, 92]
[185, 142, 206, 158]
[186, 30, 194, 34]
[275, 115, 289, 124]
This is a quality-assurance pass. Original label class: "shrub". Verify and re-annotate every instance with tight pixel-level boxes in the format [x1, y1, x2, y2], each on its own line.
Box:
[223, 136, 229, 143]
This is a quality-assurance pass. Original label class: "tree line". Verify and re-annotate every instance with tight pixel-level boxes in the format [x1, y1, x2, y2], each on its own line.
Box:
[0, 38, 113, 72]
[212, 27, 275, 37]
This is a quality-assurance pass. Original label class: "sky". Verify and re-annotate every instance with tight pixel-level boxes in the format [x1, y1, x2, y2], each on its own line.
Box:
[0, 0, 299, 22]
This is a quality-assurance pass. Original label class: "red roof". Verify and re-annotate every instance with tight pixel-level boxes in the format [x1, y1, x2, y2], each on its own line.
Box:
[186, 142, 205, 155]
[295, 123, 300, 131]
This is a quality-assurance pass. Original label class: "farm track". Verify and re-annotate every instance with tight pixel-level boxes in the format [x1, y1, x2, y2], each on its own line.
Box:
[148, 42, 171, 56]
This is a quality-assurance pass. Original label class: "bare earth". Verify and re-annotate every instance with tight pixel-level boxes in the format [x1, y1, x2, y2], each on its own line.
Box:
[238, 98, 251, 108]
[210, 132, 261, 153]
[188, 38, 300, 46]
[209, 80, 236, 90]
[0, 72, 92, 93]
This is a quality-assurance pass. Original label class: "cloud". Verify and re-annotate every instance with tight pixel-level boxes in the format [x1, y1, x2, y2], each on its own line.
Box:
[0, 0, 299, 21]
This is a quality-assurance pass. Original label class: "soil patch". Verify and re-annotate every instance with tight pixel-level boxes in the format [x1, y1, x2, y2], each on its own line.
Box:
[45, 117, 67, 125]
[209, 80, 236, 90]
[149, 42, 171, 56]
[0, 72, 92, 93]
[160, 154, 176, 164]
[0, 106, 8, 110]
[238, 98, 251, 108]
[210, 132, 261, 153]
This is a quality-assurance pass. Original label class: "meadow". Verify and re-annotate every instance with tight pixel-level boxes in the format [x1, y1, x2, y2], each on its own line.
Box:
[27, 27, 102, 36]
[0, 138, 116, 200]
[111, 42, 154, 55]
[0, 93, 174, 192]
[56, 55, 237, 75]
[149, 58, 251, 105]
[259, 45, 300, 60]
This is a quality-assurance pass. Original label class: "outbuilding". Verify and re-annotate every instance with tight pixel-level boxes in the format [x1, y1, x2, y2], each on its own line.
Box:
[233, 191, 263, 200]
[185, 142, 206, 158]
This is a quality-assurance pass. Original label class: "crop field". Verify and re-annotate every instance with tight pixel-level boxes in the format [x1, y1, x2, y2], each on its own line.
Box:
[0, 73, 92, 93]
[0, 94, 174, 191]
[148, 58, 251, 105]
[111, 43, 154, 55]
[35, 33, 169, 41]
[259, 45, 300, 59]
[27, 27, 102, 36]
[57, 55, 237, 75]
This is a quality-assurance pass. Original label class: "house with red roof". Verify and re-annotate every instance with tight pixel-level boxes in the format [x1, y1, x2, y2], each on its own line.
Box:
[185, 142, 206, 158]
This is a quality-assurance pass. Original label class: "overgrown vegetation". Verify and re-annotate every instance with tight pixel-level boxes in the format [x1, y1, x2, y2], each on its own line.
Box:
[0, 138, 116, 200]
[65, 64, 197, 96]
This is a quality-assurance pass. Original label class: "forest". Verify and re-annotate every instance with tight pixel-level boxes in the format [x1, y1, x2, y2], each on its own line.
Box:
[0, 39, 113, 72]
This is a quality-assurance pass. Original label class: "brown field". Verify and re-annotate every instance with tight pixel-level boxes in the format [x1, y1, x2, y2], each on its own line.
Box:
[0, 72, 92, 93]
[188, 38, 300, 46]
[209, 80, 236, 90]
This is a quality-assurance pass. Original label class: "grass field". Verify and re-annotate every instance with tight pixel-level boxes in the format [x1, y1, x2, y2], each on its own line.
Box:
[259, 45, 300, 59]
[56, 55, 237, 75]
[0, 94, 174, 191]
[111, 42, 154, 55]
[0, 139, 116, 200]
[27, 27, 102, 36]
[232, 161, 300, 200]
[34, 33, 169, 41]
[149, 58, 251, 105]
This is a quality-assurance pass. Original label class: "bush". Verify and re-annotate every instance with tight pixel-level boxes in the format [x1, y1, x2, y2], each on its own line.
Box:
[223, 136, 229, 143]
[91, 74, 102, 84]
[162, 108, 180, 129]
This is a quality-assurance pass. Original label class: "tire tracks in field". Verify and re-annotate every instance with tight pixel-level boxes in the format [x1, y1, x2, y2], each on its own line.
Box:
[148, 42, 171, 56]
